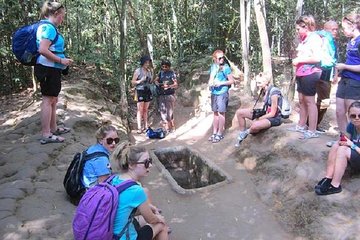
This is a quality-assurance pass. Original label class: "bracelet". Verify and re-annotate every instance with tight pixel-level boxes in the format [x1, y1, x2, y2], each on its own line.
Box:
[351, 144, 357, 150]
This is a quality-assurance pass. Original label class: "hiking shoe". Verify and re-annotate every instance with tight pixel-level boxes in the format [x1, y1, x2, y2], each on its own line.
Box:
[208, 134, 217, 141]
[314, 177, 332, 191]
[287, 125, 308, 133]
[300, 130, 319, 139]
[326, 140, 336, 147]
[212, 134, 224, 143]
[316, 127, 326, 133]
[235, 130, 249, 147]
[315, 184, 342, 195]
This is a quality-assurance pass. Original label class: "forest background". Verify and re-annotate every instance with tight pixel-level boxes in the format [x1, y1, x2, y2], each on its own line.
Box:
[1, 0, 360, 116]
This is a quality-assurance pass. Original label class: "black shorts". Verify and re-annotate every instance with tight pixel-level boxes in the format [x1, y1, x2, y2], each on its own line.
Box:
[349, 148, 360, 171]
[133, 218, 154, 240]
[336, 78, 360, 100]
[137, 89, 153, 102]
[34, 64, 62, 97]
[320, 69, 332, 81]
[267, 117, 282, 127]
[296, 72, 321, 96]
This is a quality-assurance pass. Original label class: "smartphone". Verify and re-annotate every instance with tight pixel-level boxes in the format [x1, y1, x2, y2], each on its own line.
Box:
[340, 132, 347, 141]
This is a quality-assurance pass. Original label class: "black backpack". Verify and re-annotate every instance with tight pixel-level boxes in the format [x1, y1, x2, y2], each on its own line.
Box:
[63, 151, 108, 205]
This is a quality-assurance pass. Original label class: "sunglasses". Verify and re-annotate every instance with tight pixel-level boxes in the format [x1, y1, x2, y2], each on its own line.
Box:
[218, 56, 224, 60]
[106, 137, 120, 144]
[349, 114, 360, 119]
[137, 158, 153, 168]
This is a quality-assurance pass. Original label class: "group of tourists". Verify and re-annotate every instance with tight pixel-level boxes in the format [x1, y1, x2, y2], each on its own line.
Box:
[27, 0, 360, 238]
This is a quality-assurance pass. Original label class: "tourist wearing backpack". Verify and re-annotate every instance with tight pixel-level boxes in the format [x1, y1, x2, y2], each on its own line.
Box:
[34, 1, 73, 144]
[208, 50, 235, 143]
[314, 21, 339, 133]
[154, 59, 178, 133]
[334, 14, 360, 139]
[132, 56, 153, 134]
[111, 143, 169, 240]
[288, 15, 322, 140]
[235, 74, 283, 147]
[82, 124, 119, 188]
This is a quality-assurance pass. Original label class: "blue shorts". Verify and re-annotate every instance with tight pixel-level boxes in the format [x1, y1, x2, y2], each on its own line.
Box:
[296, 72, 321, 96]
[336, 78, 360, 100]
[267, 117, 282, 127]
[211, 92, 229, 113]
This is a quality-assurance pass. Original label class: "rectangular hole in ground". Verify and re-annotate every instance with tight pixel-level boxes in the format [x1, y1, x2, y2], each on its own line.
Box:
[154, 148, 226, 189]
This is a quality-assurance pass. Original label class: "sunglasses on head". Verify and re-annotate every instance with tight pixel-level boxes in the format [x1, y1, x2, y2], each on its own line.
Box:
[106, 137, 120, 144]
[137, 158, 152, 168]
[349, 114, 360, 119]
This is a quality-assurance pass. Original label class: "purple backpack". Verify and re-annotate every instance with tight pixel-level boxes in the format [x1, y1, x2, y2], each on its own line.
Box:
[72, 175, 137, 240]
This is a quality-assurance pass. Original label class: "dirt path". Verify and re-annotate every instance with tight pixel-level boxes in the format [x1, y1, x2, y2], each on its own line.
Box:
[1, 80, 359, 240]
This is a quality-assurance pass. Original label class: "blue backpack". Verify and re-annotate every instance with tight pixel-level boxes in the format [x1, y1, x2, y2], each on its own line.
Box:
[12, 20, 59, 66]
[146, 127, 166, 139]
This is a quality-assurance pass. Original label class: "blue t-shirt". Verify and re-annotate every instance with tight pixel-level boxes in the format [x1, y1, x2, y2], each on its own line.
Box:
[82, 143, 111, 188]
[209, 64, 231, 95]
[341, 35, 360, 81]
[158, 70, 176, 95]
[36, 20, 66, 69]
[347, 122, 360, 147]
[112, 176, 147, 240]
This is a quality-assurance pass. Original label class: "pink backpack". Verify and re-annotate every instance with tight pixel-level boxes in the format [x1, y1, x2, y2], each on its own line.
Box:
[73, 175, 137, 240]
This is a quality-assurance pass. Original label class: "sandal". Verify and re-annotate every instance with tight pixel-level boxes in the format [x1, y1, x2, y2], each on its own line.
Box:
[299, 130, 319, 140]
[40, 135, 65, 144]
[212, 134, 224, 143]
[52, 127, 71, 135]
[208, 134, 217, 141]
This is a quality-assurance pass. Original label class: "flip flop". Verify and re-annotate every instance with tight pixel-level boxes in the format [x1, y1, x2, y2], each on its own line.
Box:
[40, 135, 65, 144]
[52, 127, 71, 135]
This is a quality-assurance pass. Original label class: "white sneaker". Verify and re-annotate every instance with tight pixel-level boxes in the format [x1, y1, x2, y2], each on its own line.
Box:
[287, 125, 308, 133]
[235, 130, 249, 147]
[326, 140, 336, 147]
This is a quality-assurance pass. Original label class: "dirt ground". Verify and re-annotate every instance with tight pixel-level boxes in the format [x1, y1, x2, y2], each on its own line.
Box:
[1, 75, 360, 240]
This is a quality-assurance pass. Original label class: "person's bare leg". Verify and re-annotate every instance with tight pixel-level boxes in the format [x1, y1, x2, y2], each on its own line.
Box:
[331, 146, 351, 187]
[304, 95, 318, 132]
[336, 97, 347, 133]
[49, 97, 58, 133]
[41, 96, 53, 137]
[143, 101, 150, 129]
[325, 143, 339, 178]
[212, 112, 219, 134]
[298, 93, 308, 127]
[137, 102, 143, 130]
[217, 112, 225, 135]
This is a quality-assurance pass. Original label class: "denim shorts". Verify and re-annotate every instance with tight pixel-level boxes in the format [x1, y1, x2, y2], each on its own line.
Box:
[267, 116, 282, 127]
[211, 92, 229, 113]
[336, 78, 360, 100]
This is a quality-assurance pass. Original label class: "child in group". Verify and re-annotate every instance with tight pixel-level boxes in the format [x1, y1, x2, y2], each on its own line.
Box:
[154, 59, 178, 133]
[235, 74, 282, 146]
[82, 124, 119, 188]
[112, 143, 169, 240]
[315, 101, 360, 195]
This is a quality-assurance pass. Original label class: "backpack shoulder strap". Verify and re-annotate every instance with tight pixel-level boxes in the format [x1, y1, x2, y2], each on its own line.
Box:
[83, 151, 109, 162]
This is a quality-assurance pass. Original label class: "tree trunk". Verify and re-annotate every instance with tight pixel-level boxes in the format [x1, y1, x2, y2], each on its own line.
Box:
[254, 0, 273, 84]
[288, 0, 303, 100]
[114, 0, 129, 122]
[240, 0, 251, 93]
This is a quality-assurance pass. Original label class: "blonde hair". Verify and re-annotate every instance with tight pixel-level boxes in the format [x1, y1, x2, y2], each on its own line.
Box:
[343, 13, 360, 30]
[41, 1, 64, 18]
[296, 15, 316, 31]
[212, 50, 224, 61]
[112, 142, 147, 171]
[95, 121, 117, 142]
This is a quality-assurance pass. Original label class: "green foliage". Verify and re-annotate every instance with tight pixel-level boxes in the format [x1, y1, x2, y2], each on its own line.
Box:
[1, 0, 360, 96]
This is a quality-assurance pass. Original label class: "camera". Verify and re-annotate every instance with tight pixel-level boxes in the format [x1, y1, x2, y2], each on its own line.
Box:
[252, 108, 266, 120]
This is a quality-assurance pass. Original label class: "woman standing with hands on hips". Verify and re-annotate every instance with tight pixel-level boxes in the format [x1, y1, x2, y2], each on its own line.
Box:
[132, 56, 153, 134]
[36, 1, 73, 144]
